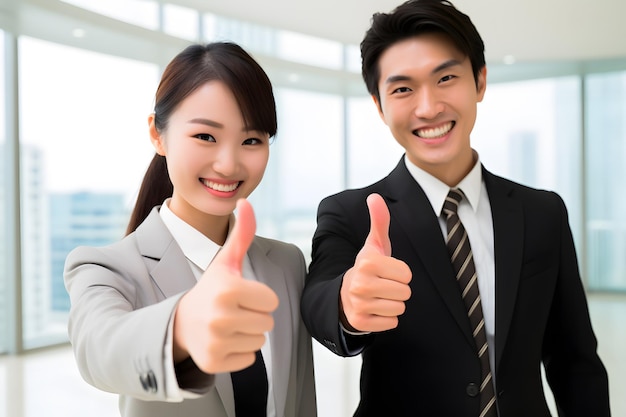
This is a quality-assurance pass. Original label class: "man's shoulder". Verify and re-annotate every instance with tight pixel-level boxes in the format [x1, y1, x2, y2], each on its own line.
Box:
[483, 169, 564, 209]
[318, 178, 388, 216]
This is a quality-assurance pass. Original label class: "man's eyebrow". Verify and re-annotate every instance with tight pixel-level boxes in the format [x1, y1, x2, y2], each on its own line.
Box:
[385, 74, 412, 84]
[384, 59, 464, 84]
[432, 59, 463, 74]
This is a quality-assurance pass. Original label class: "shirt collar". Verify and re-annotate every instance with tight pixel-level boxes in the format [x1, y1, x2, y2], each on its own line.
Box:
[403, 152, 483, 216]
[159, 198, 221, 271]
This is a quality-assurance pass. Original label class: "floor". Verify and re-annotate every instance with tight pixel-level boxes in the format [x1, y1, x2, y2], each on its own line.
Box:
[0, 293, 624, 417]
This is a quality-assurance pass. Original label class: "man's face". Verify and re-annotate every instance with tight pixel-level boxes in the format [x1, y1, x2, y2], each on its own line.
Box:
[374, 32, 486, 185]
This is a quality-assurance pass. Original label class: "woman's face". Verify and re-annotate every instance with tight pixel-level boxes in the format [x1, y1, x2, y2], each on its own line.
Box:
[150, 81, 269, 236]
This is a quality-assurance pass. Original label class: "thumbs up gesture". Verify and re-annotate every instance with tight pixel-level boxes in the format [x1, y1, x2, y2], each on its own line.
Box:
[340, 193, 412, 333]
[173, 199, 279, 374]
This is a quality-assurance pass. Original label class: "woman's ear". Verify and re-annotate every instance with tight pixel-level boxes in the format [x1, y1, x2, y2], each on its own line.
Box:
[148, 113, 166, 156]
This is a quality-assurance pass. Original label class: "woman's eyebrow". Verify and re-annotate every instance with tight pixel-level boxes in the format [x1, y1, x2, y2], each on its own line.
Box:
[187, 118, 223, 128]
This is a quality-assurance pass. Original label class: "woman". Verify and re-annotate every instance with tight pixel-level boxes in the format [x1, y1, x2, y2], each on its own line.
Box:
[64, 42, 317, 417]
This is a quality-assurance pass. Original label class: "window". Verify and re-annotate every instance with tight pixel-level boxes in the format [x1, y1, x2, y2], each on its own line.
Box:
[347, 96, 404, 188]
[252, 88, 345, 257]
[473, 76, 584, 254]
[275, 31, 344, 70]
[18, 37, 159, 348]
[585, 72, 626, 291]
[163, 3, 199, 41]
[345, 44, 362, 74]
[0, 30, 8, 354]
[61, 0, 159, 30]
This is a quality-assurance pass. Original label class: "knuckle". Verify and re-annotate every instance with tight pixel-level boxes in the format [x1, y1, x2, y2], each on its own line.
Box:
[395, 301, 407, 315]
[350, 279, 369, 297]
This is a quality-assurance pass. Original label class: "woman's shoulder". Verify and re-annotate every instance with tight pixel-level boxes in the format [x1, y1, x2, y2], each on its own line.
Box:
[65, 232, 142, 271]
[66, 206, 166, 266]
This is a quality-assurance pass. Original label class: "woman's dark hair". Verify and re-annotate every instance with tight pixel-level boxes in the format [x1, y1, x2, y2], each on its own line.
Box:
[361, 0, 485, 104]
[125, 42, 277, 235]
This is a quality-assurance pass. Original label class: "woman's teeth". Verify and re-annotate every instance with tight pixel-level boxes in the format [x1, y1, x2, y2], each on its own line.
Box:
[202, 180, 239, 192]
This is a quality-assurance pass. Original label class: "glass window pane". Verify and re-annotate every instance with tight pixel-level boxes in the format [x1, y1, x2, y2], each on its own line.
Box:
[276, 31, 343, 70]
[347, 96, 404, 189]
[206, 15, 277, 58]
[18, 37, 159, 349]
[163, 3, 199, 41]
[60, 0, 159, 30]
[345, 44, 361, 74]
[252, 88, 344, 257]
[0, 30, 8, 354]
[585, 72, 626, 291]
[473, 77, 583, 245]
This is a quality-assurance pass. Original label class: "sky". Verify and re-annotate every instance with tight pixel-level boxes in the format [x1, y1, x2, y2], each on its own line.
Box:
[18, 37, 159, 197]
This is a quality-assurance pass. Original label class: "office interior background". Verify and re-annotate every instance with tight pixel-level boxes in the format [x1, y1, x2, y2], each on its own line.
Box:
[0, 0, 625, 415]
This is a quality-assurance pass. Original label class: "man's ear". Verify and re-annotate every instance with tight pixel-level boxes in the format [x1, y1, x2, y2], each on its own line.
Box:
[476, 66, 487, 102]
[148, 113, 166, 156]
[372, 95, 386, 123]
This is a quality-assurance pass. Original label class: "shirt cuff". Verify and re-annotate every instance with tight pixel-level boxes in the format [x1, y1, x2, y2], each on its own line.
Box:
[163, 311, 204, 400]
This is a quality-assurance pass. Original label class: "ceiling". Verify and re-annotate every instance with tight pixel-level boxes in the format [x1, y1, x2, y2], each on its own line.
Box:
[179, 0, 626, 65]
[3, 0, 625, 69]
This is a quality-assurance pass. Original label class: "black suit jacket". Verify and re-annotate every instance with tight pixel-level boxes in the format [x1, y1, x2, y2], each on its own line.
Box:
[301, 157, 610, 416]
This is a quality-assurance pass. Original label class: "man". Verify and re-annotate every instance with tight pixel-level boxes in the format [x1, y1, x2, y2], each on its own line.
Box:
[300, 0, 611, 415]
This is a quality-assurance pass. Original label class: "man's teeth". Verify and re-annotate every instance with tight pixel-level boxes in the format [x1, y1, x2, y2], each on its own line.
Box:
[416, 122, 453, 139]
[203, 180, 239, 192]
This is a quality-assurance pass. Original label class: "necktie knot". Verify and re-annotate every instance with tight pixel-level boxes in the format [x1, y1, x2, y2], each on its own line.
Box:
[443, 189, 464, 217]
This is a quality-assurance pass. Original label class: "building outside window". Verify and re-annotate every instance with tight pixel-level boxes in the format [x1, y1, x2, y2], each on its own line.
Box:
[17, 36, 158, 349]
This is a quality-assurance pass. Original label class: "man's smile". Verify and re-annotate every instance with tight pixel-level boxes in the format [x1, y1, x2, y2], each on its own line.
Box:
[414, 121, 455, 139]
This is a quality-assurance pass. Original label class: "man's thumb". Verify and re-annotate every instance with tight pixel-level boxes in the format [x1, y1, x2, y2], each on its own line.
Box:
[218, 198, 256, 273]
[364, 193, 391, 256]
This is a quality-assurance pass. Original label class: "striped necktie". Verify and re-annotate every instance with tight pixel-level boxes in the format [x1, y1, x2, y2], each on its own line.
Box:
[443, 189, 496, 417]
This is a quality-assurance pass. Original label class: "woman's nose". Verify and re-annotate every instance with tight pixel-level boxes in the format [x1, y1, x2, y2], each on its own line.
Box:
[212, 146, 239, 176]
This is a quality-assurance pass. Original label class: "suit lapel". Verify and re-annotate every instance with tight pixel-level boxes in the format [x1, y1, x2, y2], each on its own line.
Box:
[134, 208, 197, 299]
[483, 170, 524, 371]
[133, 210, 294, 415]
[247, 238, 292, 417]
[382, 161, 525, 371]
[215, 374, 236, 417]
[135, 208, 236, 416]
[218, 239, 291, 417]
[382, 160, 475, 347]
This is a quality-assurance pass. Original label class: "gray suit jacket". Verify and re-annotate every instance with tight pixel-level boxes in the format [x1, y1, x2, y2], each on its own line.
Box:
[65, 207, 317, 417]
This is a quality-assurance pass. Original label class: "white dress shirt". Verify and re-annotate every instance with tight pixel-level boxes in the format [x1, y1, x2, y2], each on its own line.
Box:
[404, 153, 496, 376]
[158, 199, 275, 416]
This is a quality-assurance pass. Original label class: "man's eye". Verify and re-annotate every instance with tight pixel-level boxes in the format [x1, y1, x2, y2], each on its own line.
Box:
[393, 87, 412, 94]
[440, 75, 456, 83]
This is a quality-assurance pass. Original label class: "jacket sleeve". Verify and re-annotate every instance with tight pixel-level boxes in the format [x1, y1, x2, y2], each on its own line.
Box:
[64, 243, 214, 402]
[541, 192, 610, 416]
[301, 193, 374, 357]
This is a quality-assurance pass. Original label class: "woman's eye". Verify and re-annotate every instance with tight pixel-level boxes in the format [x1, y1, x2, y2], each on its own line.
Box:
[194, 133, 216, 142]
[243, 137, 263, 145]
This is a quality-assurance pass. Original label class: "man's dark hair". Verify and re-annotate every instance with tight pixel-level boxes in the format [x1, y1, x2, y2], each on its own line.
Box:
[361, 0, 485, 103]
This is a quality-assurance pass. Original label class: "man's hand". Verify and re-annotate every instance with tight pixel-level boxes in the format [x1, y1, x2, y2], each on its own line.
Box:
[340, 193, 412, 332]
[173, 199, 279, 373]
